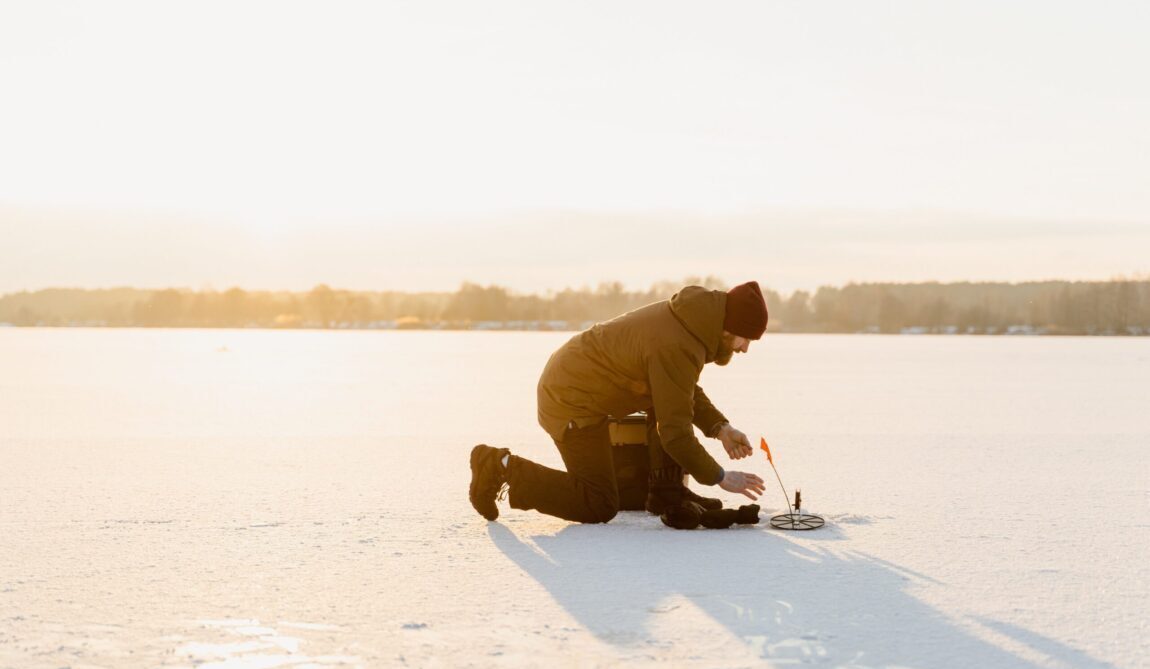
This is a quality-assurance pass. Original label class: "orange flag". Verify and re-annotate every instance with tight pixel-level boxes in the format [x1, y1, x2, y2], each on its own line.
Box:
[760, 437, 773, 464]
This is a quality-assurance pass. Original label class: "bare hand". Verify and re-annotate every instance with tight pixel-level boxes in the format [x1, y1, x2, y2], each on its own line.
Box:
[719, 424, 753, 460]
[718, 471, 765, 501]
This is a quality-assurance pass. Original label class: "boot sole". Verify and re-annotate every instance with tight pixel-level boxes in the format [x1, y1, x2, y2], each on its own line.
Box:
[469, 444, 499, 521]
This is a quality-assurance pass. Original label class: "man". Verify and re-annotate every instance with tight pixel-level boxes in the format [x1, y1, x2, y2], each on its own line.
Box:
[469, 281, 768, 524]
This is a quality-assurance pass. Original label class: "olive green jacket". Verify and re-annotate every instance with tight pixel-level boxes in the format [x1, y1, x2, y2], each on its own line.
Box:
[537, 286, 729, 485]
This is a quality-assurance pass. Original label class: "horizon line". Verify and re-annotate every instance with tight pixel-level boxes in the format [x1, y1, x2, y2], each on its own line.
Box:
[5, 274, 1150, 300]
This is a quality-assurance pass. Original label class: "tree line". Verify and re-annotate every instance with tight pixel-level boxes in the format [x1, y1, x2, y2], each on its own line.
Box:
[1, 277, 1147, 335]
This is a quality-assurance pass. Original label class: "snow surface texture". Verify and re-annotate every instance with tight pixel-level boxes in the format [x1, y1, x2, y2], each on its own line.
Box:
[1, 329, 1147, 668]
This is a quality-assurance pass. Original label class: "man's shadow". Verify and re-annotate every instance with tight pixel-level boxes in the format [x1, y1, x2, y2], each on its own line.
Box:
[488, 516, 1112, 668]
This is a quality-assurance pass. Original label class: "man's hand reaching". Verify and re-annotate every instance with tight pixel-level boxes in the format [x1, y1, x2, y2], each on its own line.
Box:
[718, 471, 765, 500]
[718, 424, 754, 460]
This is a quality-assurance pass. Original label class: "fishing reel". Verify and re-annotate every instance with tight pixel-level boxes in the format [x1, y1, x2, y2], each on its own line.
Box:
[769, 490, 825, 531]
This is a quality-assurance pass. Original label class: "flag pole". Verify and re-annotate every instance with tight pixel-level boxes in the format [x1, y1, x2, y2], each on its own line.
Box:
[760, 438, 794, 516]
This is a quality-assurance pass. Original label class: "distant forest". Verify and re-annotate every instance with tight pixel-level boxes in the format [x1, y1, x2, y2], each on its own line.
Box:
[1, 277, 1148, 336]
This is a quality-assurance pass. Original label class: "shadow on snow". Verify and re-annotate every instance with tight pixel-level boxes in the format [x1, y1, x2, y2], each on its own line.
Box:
[488, 516, 1113, 668]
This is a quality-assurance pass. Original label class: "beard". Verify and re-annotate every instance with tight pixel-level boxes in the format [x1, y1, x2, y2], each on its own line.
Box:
[714, 338, 735, 366]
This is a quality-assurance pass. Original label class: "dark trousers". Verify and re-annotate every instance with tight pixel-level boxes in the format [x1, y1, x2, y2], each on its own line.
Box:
[507, 419, 620, 524]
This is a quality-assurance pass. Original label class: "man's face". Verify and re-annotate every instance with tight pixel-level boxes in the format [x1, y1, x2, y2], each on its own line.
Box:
[714, 331, 751, 366]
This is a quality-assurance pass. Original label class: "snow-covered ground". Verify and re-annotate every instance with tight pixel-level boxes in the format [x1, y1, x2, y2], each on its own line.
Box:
[1, 329, 1146, 668]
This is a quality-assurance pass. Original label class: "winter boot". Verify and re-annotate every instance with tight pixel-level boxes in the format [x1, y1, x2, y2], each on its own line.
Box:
[682, 485, 723, 511]
[645, 466, 686, 515]
[469, 444, 509, 521]
[660, 500, 704, 530]
[648, 469, 722, 513]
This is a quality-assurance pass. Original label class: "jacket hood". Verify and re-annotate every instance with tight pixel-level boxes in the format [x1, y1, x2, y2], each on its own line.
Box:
[669, 286, 726, 362]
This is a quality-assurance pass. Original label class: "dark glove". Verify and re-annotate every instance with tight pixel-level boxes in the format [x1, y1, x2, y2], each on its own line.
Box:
[699, 508, 738, 529]
[660, 500, 703, 530]
[735, 504, 761, 524]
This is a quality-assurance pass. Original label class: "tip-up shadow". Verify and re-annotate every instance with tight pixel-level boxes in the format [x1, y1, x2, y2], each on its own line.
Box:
[489, 516, 1111, 668]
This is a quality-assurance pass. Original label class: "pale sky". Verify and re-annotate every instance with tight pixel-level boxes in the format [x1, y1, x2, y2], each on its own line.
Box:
[1, 1, 1148, 294]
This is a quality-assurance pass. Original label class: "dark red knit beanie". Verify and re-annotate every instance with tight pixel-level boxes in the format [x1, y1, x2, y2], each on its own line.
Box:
[723, 281, 768, 340]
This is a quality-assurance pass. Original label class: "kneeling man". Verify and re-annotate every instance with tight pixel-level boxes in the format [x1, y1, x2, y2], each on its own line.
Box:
[469, 281, 768, 523]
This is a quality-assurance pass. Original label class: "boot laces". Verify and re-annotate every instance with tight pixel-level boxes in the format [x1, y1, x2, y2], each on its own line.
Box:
[496, 482, 509, 502]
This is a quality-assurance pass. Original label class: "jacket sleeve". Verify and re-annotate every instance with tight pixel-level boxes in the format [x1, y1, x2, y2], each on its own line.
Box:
[691, 385, 728, 438]
[647, 348, 724, 486]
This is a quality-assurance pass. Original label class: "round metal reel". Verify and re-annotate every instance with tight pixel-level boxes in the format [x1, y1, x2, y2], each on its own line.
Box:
[769, 513, 825, 531]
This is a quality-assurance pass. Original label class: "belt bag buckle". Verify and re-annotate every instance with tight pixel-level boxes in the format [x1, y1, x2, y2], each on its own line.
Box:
[568, 416, 602, 431]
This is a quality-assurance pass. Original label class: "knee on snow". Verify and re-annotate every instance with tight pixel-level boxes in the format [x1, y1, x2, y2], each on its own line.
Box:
[580, 494, 619, 524]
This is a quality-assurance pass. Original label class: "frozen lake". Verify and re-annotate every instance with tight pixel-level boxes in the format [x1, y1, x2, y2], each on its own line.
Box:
[1, 328, 1147, 667]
